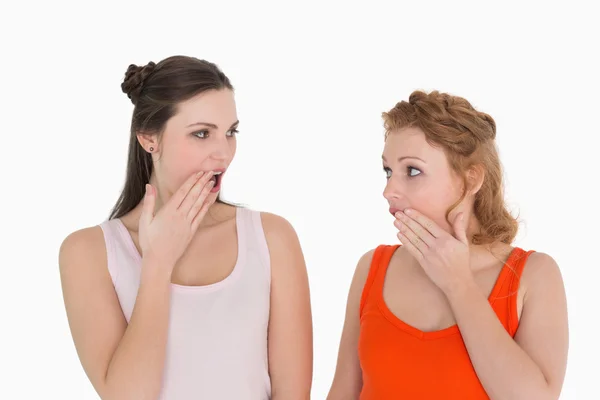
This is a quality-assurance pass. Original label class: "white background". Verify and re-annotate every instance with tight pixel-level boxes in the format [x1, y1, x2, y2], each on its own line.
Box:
[2, 1, 598, 399]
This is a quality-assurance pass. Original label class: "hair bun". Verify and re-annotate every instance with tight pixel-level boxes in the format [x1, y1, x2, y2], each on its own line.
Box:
[121, 61, 156, 105]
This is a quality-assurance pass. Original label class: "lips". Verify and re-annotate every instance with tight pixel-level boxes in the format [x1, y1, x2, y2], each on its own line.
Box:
[389, 207, 400, 216]
[209, 169, 225, 193]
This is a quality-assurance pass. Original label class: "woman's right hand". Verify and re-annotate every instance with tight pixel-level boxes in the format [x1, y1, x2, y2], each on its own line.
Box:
[138, 171, 216, 269]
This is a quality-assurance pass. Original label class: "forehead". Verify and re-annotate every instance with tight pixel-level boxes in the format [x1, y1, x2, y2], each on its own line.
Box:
[382, 127, 448, 164]
[169, 89, 238, 129]
[383, 127, 428, 158]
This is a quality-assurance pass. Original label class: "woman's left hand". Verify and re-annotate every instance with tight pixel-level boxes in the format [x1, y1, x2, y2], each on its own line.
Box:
[394, 208, 475, 295]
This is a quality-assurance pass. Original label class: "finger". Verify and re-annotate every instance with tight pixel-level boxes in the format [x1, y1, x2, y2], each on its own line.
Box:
[397, 231, 424, 262]
[190, 193, 218, 232]
[403, 208, 444, 238]
[139, 184, 155, 229]
[170, 171, 205, 209]
[187, 178, 215, 221]
[395, 211, 435, 246]
[179, 171, 214, 213]
[395, 220, 429, 254]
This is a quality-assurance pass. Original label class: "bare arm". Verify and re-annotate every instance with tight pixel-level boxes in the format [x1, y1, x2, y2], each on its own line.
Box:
[59, 227, 173, 400]
[262, 213, 313, 400]
[326, 250, 374, 400]
[447, 252, 569, 400]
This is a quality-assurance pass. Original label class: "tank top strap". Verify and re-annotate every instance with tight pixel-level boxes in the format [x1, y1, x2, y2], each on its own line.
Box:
[360, 244, 400, 318]
[236, 207, 270, 283]
[506, 248, 535, 334]
[98, 218, 123, 286]
[489, 247, 536, 336]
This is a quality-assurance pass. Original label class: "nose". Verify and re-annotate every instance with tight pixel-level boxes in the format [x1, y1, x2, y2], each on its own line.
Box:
[210, 136, 233, 163]
[383, 179, 403, 203]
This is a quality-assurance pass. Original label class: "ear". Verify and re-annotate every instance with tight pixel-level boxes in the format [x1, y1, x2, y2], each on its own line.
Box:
[465, 164, 485, 196]
[136, 132, 158, 153]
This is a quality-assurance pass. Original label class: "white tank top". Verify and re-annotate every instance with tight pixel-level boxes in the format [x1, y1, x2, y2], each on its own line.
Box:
[99, 207, 272, 399]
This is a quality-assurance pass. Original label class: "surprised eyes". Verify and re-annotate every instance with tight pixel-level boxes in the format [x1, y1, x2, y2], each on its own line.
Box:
[383, 166, 422, 179]
[193, 129, 239, 139]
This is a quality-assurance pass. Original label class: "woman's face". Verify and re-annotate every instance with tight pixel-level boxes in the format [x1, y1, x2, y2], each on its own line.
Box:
[382, 127, 467, 234]
[142, 89, 239, 201]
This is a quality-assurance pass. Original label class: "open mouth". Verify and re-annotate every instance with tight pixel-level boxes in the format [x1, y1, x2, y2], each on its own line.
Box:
[211, 171, 223, 189]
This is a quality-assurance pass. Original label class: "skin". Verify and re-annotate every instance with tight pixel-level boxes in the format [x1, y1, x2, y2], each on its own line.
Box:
[59, 89, 313, 400]
[327, 127, 568, 400]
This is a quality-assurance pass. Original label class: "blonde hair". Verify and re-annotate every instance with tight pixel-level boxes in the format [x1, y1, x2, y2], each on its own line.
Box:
[382, 90, 518, 245]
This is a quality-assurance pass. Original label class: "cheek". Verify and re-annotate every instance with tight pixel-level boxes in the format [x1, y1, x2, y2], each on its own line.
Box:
[161, 142, 206, 190]
[410, 181, 457, 228]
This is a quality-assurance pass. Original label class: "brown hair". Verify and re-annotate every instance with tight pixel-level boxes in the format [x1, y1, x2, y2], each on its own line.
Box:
[109, 55, 234, 220]
[382, 90, 519, 245]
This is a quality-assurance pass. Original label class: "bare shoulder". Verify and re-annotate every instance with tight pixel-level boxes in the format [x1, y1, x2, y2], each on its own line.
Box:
[260, 211, 301, 257]
[348, 248, 377, 300]
[521, 250, 565, 297]
[260, 211, 296, 236]
[59, 225, 113, 297]
[523, 251, 562, 274]
[256, 211, 308, 281]
[355, 248, 376, 280]
[59, 225, 107, 275]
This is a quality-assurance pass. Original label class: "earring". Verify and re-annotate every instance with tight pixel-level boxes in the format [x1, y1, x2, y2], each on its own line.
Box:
[149, 146, 154, 152]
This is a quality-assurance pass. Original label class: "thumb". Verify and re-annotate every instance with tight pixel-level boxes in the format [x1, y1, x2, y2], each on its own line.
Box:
[139, 184, 155, 230]
[453, 212, 469, 244]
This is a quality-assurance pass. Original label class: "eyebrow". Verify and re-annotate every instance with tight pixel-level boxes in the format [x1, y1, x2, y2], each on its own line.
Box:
[382, 155, 426, 163]
[186, 120, 240, 129]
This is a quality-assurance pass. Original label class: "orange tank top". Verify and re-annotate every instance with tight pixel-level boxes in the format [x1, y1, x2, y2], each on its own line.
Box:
[358, 244, 534, 399]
